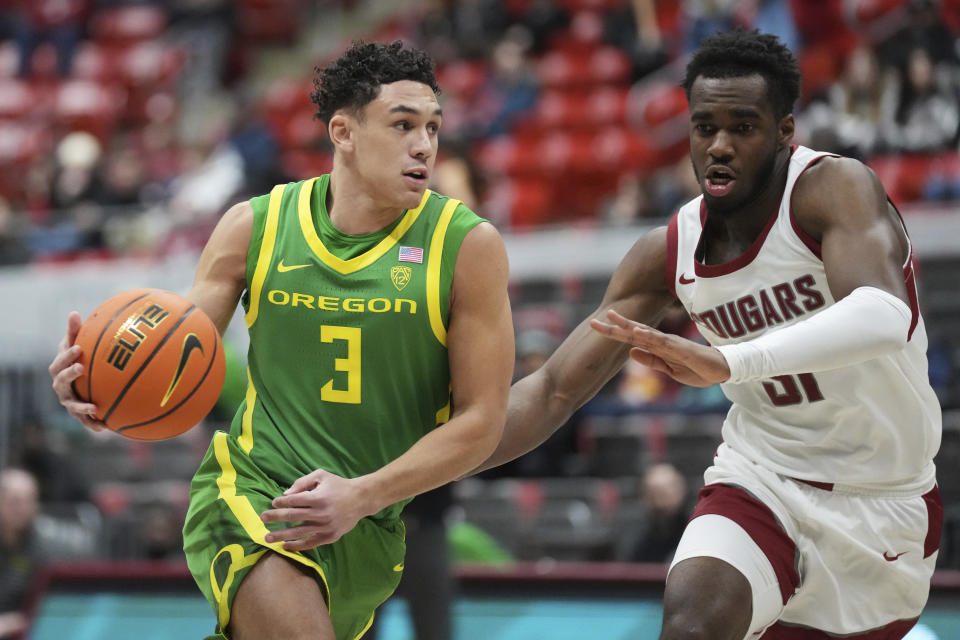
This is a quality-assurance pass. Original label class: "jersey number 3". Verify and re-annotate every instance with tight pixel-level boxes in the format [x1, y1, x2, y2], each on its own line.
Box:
[762, 373, 824, 406]
[321, 325, 361, 404]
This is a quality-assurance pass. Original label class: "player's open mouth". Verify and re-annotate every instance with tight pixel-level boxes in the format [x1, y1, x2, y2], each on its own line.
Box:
[705, 166, 735, 197]
[403, 168, 428, 185]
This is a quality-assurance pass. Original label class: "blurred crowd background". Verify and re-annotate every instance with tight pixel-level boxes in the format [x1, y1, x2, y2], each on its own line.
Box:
[0, 0, 959, 637]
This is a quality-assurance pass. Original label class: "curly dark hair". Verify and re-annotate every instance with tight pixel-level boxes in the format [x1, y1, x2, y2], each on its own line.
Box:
[681, 29, 801, 120]
[310, 40, 440, 124]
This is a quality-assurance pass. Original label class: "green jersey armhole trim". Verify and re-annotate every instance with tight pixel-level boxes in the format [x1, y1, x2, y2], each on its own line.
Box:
[426, 198, 462, 347]
[245, 183, 286, 328]
[298, 177, 431, 274]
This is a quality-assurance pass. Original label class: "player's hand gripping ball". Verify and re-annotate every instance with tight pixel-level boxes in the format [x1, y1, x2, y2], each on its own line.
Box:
[72, 289, 226, 441]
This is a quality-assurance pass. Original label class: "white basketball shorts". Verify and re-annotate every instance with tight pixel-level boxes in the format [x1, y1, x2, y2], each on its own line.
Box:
[669, 443, 942, 639]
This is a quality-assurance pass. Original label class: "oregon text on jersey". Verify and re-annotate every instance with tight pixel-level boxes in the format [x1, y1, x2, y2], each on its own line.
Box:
[266, 289, 418, 314]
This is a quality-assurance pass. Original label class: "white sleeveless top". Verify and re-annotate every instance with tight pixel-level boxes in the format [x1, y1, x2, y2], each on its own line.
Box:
[666, 145, 940, 493]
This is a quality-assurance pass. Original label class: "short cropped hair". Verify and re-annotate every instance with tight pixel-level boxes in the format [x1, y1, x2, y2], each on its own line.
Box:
[311, 40, 440, 124]
[681, 29, 801, 120]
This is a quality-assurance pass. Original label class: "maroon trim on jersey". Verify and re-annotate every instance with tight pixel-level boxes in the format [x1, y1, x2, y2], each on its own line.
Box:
[789, 212, 822, 259]
[923, 485, 943, 559]
[794, 478, 835, 491]
[666, 212, 680, 298]
[690, 483, 799, 604]
[693, 199, 780, 278]
[904, 258, 920, 341]
[759, 617, 918, 639]
[787, 152, 838, 260]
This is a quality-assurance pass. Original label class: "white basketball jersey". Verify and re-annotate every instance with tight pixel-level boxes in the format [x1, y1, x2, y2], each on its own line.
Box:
[667, 145, 941, 492]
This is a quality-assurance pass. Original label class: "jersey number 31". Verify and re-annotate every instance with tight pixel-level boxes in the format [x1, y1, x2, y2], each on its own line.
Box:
[762, 373, 824, 406]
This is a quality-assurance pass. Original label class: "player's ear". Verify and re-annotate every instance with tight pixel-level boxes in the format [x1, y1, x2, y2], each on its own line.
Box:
[777, 113, 795, 148]
[328, 112, 354, 152]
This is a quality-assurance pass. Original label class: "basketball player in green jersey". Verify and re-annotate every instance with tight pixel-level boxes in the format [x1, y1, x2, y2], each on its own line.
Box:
[49, 41, 515, 639]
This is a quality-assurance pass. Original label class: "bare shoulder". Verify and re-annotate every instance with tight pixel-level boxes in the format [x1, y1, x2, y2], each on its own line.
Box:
[792, 156, 887, 232]
[611, 225, 669, 291]
[217, 200, 256, 240]
[599, 225, 673, 321]
[451, 221, 508, 302]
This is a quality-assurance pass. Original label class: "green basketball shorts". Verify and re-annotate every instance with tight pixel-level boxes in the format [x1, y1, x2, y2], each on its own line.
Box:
[183, 432, 406, 639]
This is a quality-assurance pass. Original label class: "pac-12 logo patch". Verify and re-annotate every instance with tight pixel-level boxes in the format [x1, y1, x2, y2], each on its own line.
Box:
[391, 265, 412, 291]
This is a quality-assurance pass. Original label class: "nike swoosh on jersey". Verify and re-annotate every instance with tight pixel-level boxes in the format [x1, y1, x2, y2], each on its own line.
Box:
[679, 273, 695, 285]
[883, 551, 907, 561]
[393, 563, 404, 572]
[161, 333, 204, 407]
[277, 260, 311, 272]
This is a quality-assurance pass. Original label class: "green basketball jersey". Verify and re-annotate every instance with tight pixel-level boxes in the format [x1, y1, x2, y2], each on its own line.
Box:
[231, 175, 483, 521]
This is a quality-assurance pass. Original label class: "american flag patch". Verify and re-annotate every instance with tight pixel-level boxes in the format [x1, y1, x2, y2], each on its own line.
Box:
[398, 246, 423, 263]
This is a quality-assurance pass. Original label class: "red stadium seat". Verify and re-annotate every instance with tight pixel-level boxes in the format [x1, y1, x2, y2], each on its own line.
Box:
[537, 47, 631, 89]
[490, 178, 552, 228]
[0, 122, 50, 165]
[435, 60, 489, 101]
[72, 42, 115, 82]
[115, 43, 185, 90]
[559, 0, 624, 11]
[548, 11, 605, 55]
[89, 6, 168, 46]
[0, 42, 19, 79]
[0, 79, 42, 120]
[52, 80, 125, 142]
[627, 80, 690, 166]
[260, 78, 314, 121]
[280, 149, 333, 179]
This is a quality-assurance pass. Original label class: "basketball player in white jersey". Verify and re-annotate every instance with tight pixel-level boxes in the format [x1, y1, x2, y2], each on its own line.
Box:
[477, 29, 942, 639]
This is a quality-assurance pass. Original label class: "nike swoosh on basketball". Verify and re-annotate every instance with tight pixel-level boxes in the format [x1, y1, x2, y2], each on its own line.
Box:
[679, 273, 695, 285]
[277, 260, 311, 272]
[161, 333, 203, 407]
[883, 551, 907, 561]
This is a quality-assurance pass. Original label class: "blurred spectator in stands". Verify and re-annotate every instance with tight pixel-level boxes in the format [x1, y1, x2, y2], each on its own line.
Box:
[448, 0, 510, 60]
[875, 0, 959, 72]
[137, 500, 183, 561]
[650, 157, 700, 218]
[0, 468, 95, 640]
[681, 0, 741, 54]
[483, 327, 584, 478]
[0, 469, 36, 640]
[600, 172, 658, 225]
[516, 0, 569, 55]
[166, 0, 234, 98]
[605, 0, 670, 81]
[227, 101, 283, 198]
[93, 135, 148, 208]
[167, 138, 244, 227]
[889, 46, 959, 153]
[46, 131, 107, 251]
[12, 419, 91, 505]
[11, 0, 89, 78]
[432, 141, 486, 212]
[49, 131, 101, 213]
[0, 197, 31, 266]
[472, 26, 540, 140]
[681, 0, 799, 56]
[622, 462, 693, 564]
[809, 44, 899, 160]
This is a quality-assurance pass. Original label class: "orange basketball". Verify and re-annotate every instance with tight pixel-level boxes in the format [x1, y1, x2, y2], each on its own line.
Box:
[72, 288, 226, 441]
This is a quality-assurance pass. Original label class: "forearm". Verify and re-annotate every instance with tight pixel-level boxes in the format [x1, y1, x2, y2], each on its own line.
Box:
[469, 373, 575, 475]
[718, 286, 911, 383]
[356, 409, 504, 514]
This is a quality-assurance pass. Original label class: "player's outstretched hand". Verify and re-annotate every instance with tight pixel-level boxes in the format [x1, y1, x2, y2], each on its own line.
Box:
[590, 309, 730, 387]
[260, 469, 368, 551]
[49, 311, 106, 432]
